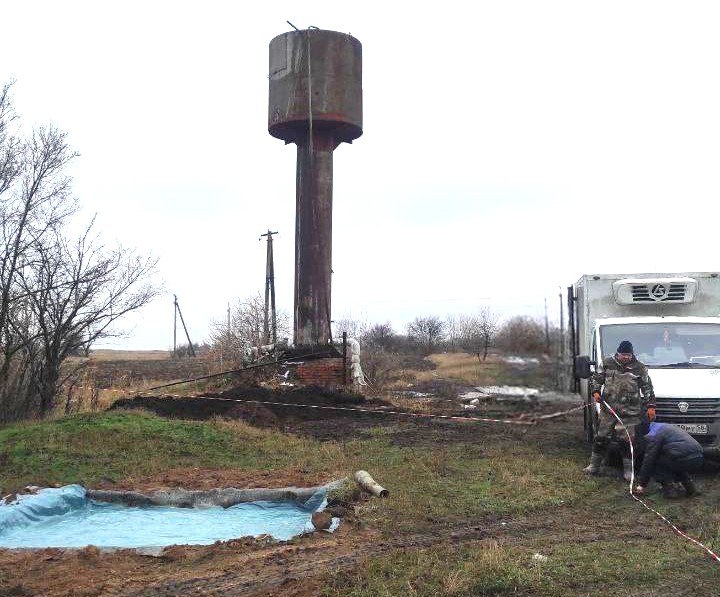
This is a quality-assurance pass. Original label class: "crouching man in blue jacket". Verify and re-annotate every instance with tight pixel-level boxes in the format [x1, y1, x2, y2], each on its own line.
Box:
[634, 420, 720, 498]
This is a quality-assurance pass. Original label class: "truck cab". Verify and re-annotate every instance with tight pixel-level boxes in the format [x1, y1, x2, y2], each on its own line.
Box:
[570, 274, 720, 444]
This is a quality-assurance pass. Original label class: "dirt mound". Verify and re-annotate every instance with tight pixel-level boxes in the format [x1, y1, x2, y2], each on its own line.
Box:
[215, 385, 367, 406]
[224, 403, 279, 426]
[110, 385, 386, 425]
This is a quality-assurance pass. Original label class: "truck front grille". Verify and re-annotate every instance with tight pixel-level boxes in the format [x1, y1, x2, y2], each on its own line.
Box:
[655, 396, 720, 421]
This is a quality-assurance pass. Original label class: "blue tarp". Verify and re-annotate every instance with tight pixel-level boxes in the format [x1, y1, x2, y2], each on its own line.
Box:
[0, 485, 336, 548]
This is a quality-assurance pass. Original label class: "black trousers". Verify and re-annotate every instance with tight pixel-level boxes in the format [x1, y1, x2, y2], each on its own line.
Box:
[650, 454, 703, 484]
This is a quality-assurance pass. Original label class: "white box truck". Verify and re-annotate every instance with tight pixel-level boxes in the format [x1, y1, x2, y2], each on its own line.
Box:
[569, 273, 720, 444]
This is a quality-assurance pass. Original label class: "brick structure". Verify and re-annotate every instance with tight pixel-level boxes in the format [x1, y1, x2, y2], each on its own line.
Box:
[293, 357, 350, 389]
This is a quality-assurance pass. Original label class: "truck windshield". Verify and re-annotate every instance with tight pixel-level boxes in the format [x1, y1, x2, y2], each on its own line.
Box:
[600, 323, 720, 368]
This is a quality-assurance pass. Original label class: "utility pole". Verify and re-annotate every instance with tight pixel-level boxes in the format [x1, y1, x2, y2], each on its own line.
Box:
[220, 302, 231, 369]
[173, 296, 177, 356]
[173, 294, 196, 357]
[260, 230, 278, 345]
[544, 297, 550, 355]
[558, 288, 566, 391]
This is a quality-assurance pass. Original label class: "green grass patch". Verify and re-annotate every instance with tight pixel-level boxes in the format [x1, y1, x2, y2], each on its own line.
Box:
[0, 411, 334, 492]
[339, 436, 600, 534]
[325, 542, 530, 596]
[324, 537, 720, 596]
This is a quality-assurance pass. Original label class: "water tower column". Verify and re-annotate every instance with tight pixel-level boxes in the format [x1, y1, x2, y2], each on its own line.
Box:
[294, 131, 338, 346]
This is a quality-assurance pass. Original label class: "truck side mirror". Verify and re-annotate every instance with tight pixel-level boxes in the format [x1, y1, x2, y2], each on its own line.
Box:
[574, 355, 594, 379]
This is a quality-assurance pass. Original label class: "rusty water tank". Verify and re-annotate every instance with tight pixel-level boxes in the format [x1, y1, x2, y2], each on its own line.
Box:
[268, 30, 362, 143]
[268, 29, 363, 348]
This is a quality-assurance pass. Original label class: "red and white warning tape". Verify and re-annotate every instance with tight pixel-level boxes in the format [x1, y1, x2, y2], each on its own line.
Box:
[604, 400, 720, 564]
[163, 394, 541, 426]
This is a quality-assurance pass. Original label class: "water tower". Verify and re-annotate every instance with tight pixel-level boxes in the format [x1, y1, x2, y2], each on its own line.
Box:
[268, 28, 363, 348]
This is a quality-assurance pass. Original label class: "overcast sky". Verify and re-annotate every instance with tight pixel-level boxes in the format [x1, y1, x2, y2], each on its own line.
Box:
[2, 1, 719, 349]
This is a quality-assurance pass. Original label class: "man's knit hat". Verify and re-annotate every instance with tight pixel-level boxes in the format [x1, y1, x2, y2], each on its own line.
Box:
[617, 340, 634, 354]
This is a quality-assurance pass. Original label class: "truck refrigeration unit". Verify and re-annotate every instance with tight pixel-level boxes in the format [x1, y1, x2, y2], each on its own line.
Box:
[569, 272, 720, 444]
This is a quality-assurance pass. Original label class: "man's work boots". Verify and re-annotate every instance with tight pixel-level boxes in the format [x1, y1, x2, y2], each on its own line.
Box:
[622, 457, 633, 482]
[583, 451, 603, 475]
[702, 446, 720, 462]
[680, 476, 700, 497]
[661, 482, 686, 499]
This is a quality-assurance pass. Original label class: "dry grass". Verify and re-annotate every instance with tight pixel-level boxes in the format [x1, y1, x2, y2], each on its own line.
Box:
[386, 397, 440, 414]
[55, 374, 211, 415]
[394, 351, 556, 391]
[56, 352, 234, 414]
[409, 352, 502, 386]
[86, 349, 173, 361]
[325, 539, 529, 596]
[324, 532, 719, 596]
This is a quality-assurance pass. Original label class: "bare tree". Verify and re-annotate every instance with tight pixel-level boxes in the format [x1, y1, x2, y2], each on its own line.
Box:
[455, 308, 499, 361]
[0, 84, 78, 420]
[495, 315, 546, 355]
[0, 83, 159, 421]
[16, 222, 159, 415]
[0, 82, 21, 196]
[407, 316, 446, 354]
[477, 307, 499, 360]
[332, 316, 367, 341]
[445, 314, 459, 349]
[362, 322, 395, 349]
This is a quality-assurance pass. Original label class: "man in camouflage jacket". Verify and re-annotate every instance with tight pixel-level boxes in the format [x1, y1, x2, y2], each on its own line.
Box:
[584, 340, 656, 480]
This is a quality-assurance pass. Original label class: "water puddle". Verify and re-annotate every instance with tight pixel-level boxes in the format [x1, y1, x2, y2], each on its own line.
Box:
[0, 485, 336, 548]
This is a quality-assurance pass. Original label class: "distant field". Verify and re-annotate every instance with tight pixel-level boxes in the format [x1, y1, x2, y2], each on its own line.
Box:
[59, 350, 222, 412]
[87, 349, 173, 361]
[408, 352, 555, 390]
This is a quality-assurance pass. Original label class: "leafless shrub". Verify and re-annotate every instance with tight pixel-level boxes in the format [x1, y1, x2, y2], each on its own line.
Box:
[210, 293, 290, 363]
[495, 315, 546, 355]
[357, 346, 402, 393]
[363, 322, 396, 350]
[332, 316, 367, 341]
[90, 387, 99, 412]
[457, 308, 499, 361]
[407, 316, 446, 354]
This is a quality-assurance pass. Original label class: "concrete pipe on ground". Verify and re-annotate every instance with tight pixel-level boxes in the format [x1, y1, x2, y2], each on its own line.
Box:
[354, 470, 389, 498]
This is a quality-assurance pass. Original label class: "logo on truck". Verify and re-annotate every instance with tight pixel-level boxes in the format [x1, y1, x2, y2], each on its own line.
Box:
[678, 401, 690, 413]
[651, 284, 669, 301]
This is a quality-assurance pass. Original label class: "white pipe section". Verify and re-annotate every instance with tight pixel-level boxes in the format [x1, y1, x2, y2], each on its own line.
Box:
[354, 470, 389, 498]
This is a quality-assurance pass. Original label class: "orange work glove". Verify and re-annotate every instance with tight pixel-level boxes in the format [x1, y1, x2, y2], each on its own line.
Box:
[646, 407, 656, 421]
[592, 392, 602, 403]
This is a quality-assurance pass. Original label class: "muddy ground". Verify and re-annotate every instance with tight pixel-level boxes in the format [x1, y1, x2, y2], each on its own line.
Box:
[0, 386, 715, 596]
